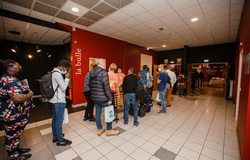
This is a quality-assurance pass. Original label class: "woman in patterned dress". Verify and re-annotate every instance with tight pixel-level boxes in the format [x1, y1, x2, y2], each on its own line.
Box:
[0, 59, 35, 160]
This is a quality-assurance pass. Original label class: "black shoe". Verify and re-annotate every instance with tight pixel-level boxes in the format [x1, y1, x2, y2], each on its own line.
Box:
[134, 122, 139, 128]
[52, 134, 65, 143]
[83, 117, 89, 121]
[89, 117, 95, 122]
[18, 148, 31, 154]
[15, 154, 32, 160]
[167, 105, 171, 107]
[56, 138, 72, 146]
[157, 102, 161, 106]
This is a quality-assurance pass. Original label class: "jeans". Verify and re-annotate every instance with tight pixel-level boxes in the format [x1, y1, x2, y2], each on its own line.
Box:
[94, 101, 112, 130]
[83, 91, 94, 118]
[179, 85, 184, 96]
[159, 88, 167, 113]
[124, 93, 138, 125]
[52, 103, 66, 141]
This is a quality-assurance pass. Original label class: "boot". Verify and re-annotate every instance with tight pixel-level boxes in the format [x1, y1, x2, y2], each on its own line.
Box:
[106, 129, 119, 136]
[97, 128, 106, 136]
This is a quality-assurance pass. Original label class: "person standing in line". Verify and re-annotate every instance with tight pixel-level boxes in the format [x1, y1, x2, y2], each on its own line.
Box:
[178, 71, 185, 98]
[50, 60, 72, 146]
[198, 70, 205, 87]
[123, 67, 139, 127]
[172, 66, 179, 94]
[0, 59, 35, 160]
[90, 59, 119, 136]
[116, 66, 125, 90]
[83, 65, 96, 122]
[164, 65, 176, 107]
[191, 69, 198, 92]
[139, 65, 148, 89]
[157, 64, 168, 115]
[146, 67, 153, 97]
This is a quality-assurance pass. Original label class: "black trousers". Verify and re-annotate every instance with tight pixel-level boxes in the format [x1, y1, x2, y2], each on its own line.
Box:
[172, 83, 177, 94]
[192, 80, 196, 91]
[83, 91, 94, 118]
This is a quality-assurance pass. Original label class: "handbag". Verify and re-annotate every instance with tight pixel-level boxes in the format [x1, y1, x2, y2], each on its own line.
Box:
[63, 108, 69, 124]
[105, 105, 115, 123]
[156, 92, 161, 101]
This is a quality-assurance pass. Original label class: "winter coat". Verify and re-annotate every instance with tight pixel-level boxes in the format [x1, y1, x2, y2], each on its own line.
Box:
[89, 66, 113, 102]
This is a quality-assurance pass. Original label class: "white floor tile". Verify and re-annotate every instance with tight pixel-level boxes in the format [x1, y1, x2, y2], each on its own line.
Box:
[204, 139, 224, 152]
[80, 131, 97, 141]
[105, 148, 127, 160]
[55, 148, 78, 160]
[223, 153, 240, 160]
[64, 131, 79, 139]
[118, 142, 138, 155]
[119, 131, 135, 140]
[25, 123, 37, 130]
[74, 127, 90, 135]
[178, 147, 200, 160]
[40, 127, 52, 136]
[199, 154, 216, 160]
[174, 155, 188, 160]
[155, 130, 172, 140]
[130, 148, 152, 160]
[127, 127, 143, 135]
[72, 141, 93, 155]
[108, 136, 126, 147]
[80, 148, 102, 160]
[188, 135, 205, 145]
[140, 141, 160, 155]
[128, 136, 147, 147]
[137, 131, 154, 140]
[95, 142, 115, 155]
[69, 136, 85, 147]
[124, 156, 135, 160]
[169, 135, 186, 146]
[162, 141, 182, 154]
[150, 156, 161, 160]
[149, 135, 167, 146]
[206, 134, 224, 145]
[35, 120, 50, 126]
[88, 136, 106, 147]
[202, 146, 223, 160]
[183, 140, 202, 153]
[224, 146, 240, 158]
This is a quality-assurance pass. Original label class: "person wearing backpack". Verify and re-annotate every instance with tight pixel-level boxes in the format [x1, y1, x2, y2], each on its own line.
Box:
[157, 64, 168, 115]
[49, 60, 72, 146]
[164, 65, 176, 107]
[123, 67, 140, 127]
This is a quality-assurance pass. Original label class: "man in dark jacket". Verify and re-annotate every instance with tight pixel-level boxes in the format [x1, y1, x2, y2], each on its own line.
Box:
[89, 59, 119, 136]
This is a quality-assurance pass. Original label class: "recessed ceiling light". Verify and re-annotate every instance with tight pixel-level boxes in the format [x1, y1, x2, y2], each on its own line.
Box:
[162, 45, 166, 47]
[28, 55, 32, 59]
[191, 18, 198, 22]
[72, 7, 79, 12]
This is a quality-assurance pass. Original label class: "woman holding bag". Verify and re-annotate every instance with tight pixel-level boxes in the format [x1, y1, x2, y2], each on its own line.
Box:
[0, 59, 35, 160]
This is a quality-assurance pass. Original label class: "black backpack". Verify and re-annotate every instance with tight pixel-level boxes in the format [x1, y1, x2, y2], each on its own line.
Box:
[40, 71, 59, 99]
[135, 76, 145, 100]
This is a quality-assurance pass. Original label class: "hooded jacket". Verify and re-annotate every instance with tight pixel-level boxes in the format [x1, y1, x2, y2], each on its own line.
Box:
[89, 66, 113, 102]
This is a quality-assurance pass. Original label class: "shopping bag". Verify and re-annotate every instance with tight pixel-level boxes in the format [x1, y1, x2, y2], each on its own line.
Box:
[105, 105, 115, 123]
[156, 92, 161, 102]
[63, 108, 69, 124]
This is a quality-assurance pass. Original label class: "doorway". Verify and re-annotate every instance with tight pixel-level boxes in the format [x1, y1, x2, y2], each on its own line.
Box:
[141, 54, 152, 71]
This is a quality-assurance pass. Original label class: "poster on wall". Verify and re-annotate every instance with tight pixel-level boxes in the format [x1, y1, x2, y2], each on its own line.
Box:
[245, 53, 250, 74]
[164, 59, 168, 65]
[89, 58, 106, 71]
[177, 58, 182, 64]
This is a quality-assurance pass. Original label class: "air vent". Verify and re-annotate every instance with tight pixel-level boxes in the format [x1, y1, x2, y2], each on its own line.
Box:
[3, 0, 33, 9]
[92, 2, 117, 16]
[38, 0, 67, 8]
[104, 0, 133, 9]
[71, 0, 100, 9]
[83, 11, 104, 22]
[75, 18, 95, 27]
[33, 2, 59, 16]
[56, 11, 78, 22]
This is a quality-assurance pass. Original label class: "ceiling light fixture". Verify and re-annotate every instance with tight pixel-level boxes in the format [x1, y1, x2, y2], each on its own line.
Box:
[11, 45, 18, 53]
[9, 29, 21, 53]
[147, 47, 150, 50]
[170, 61, 174, 64]
[204, 59, 209, 62]
[162, 45, 166, 47]
[36, 45, 41, 52]
[72, 7, 79, 12]
[191, 18, 198, 22]
[30, 32, 42, 52]
[28, 55, 32, 58]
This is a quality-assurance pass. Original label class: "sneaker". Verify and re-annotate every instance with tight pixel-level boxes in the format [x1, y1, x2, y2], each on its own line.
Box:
[158, 110, 166, 115]
[56, 138, 72, 146]
[89, 117, 96, 122]
[52, 134, 65, 143]
[97, 128, 106, 136]
[124, 123, 128, 126]
[167, 105, 171, 107]
[106, 129, 119, 136]
[83, 117, 89, 121]
[134, 122, 139, 128]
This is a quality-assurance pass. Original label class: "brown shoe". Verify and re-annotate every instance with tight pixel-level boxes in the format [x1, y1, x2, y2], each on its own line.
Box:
[106, 129, 119, 136]
[97, 128, 106, 136]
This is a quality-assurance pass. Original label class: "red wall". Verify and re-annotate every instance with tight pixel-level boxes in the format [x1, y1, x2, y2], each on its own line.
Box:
[234, 0, 250, 159]
[57, 23, 157, 106]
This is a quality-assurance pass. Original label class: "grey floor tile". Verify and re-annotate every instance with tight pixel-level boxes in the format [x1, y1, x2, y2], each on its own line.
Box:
[49, 145, 71, 155]
[72, 156, 83, 160]
[29, 141, 48, 154]
[153, 147, 177, 160]
[37, 124, 51, 130]
[113, 126, 126, 134]
[26, 136, 46, 147]
[29, 148, 54, 160]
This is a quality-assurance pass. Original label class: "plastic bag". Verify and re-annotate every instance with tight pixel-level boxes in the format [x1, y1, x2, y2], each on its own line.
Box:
[105, 105, 115, 123]
[156, 92, 161, 102]
[63, 108, 69, 124]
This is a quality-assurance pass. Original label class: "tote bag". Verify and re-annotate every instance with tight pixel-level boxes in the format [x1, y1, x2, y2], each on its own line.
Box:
[156, 92, 161, 102]
[105, 105, 115, 123]
[63, 108, 69, 124]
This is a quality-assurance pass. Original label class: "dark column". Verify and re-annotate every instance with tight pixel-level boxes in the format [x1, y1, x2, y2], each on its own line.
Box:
[183, 45, 190, 76]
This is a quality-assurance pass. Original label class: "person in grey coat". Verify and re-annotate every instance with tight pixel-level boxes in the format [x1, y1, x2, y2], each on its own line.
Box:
[89, 59, 119, 136]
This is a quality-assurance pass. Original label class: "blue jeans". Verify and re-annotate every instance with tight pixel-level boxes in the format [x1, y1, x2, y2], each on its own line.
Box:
[94, 101, 112, 130]
[159, 88, 167, 113]
[179, 85, 184, 96]
[52, 103, 66, 141]
[124, 93, 138, 125]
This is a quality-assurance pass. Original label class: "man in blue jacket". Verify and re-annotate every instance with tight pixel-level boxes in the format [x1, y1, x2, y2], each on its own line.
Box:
[139, 65, 148, 89]
[157, 64, 168, 115]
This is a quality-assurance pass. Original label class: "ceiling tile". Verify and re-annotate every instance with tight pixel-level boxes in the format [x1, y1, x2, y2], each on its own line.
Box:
[173, 25, 190, 32]
[133, 12, 155, 23]
[82, 11, 104, 22]
[33, 2, 59, 17]
[74, 18, 94, 27]
[209, 22, 229, 30]
[198, 0, 212, 4]
[52, 17, 72, 25]
[231, 2, 244, 14]
[27, 23, 50, 32]
[61, 1, 89, 17]
[112, 31, 127, 37]
[98, 18, 117, 26]
[204, 7, 229, 20]
[230, 12, 242, 21]
[231, 0, 245, 5]
[120, 2, 147, 17]
[121, 28, 137, 34]
[121, 18, 140, 27]
[71, 0, 100, 9]
[30, 10, 54, 22]
[92, 2, 117, 16]
[132, 23, 150, 31]
[56, 11, 78, 22]
[167, 20, 186, 29]
[38, 0, 67, 9]
[3, 0, 33, 9]
[183, 14, 206, 25]
[201, 0, 229, 13]
[47, 28, 67, 36]
[71, 23, 87, 30]
[136, 0, 166, 10]
[110, 23, 128, 30]
[144, 19, 165, 28]
[169, 0, 198, 11]
[2, 1, 30, 16]
[149, 3, 175, 18]
[88, 22, 107, 31]
[159, 13, 181, 24]
[102, 27, 118, 34]
[104, 0, 133, 9]
[108, 11, 130, 22]
[207, 15, 229, 25]
[178, 5, 203, 19]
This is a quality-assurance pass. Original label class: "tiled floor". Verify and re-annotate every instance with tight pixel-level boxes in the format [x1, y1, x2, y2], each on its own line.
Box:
[0, 87, 240, 160]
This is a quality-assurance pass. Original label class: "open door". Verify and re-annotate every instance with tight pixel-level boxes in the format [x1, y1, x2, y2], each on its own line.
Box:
[153, 65, 159, 91]
[223, 63, 229, 99]
[186, 64, 192, 95]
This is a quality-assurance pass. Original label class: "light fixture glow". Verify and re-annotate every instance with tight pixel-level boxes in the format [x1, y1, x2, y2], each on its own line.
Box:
[204, 59, 209, 62]
[191, 18, 198, 22]
[162, 45, 166, 47]
[147, 47, 149, 50]
[11, 45, 18, 53]
[36, 45, 41, 52]
[28, 55, 32, 58]
[72, 7, 79, 12]
[170, 61, 174, 64]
